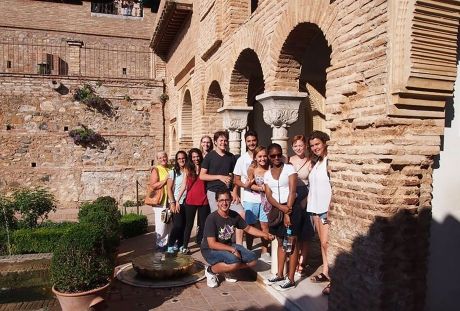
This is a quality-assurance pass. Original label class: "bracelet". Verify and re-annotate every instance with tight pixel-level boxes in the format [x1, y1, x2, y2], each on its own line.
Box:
[169, 201, 176, 204]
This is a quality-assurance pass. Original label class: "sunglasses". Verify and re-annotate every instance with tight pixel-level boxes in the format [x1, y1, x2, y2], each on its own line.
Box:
[269, 154, 282, 159]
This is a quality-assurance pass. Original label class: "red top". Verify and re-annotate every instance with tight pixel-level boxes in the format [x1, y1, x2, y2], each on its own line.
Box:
[185, 176, 208, 206]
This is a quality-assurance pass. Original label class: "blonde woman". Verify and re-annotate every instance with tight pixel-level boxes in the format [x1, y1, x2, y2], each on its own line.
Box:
[149, 151, 171, 251]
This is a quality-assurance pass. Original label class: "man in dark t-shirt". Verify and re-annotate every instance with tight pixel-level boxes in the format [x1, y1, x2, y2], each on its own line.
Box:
[201, 190, 274, 288]
[200, 130, 245, 244]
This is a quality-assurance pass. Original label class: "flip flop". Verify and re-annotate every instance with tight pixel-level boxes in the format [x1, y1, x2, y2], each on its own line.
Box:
[322, 283, 331, 295]
[310, 273, 329, 283]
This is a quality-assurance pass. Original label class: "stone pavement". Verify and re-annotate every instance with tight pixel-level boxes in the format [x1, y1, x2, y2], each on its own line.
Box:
[1, 205, 328, 310]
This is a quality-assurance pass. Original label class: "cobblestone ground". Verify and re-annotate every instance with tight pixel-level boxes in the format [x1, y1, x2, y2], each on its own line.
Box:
[0, 226, 284, 311]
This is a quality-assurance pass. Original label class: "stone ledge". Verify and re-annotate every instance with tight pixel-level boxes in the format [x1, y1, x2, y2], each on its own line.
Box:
[253, 259, 328, 311]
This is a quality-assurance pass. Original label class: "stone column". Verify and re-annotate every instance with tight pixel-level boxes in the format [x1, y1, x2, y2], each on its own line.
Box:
[218, 107, 253, 155]
[66, 40, 84, 76]
[256, 91, 308, 154]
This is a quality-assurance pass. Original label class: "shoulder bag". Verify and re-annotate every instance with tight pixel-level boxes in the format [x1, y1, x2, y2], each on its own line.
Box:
[267, 173, 284, 227]
[144, 167, 164, 206]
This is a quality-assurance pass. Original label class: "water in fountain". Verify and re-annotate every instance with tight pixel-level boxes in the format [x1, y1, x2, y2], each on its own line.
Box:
[132, 252, 196, 279]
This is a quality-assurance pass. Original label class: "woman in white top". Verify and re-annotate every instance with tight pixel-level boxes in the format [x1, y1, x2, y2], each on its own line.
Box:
[263, 143, 298, 291]
[307, 131, 332, 287]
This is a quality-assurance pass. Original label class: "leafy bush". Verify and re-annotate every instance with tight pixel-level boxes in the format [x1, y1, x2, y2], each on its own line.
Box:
[120, 213, 147, 239]
[69, 125, 108, 149]
[0, 195, 17, 231]
[122, 200, 138, 208]
[51, 223, 114, 293]
[12, 188, 56, 228]
[78, 197, 121, 252]
[74, 84, 114, 117]
[10, 222, 77, 254]
[0, 229, 10, 255]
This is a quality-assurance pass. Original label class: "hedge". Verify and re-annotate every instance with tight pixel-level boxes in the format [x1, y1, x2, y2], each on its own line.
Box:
[78, 197, 121, 252]
[120, 213, 148, 239]
[10, 222, 77, 254]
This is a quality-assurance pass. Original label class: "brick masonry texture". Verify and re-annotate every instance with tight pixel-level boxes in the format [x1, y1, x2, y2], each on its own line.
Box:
[160, 0, 460, 310]
[1, 0, 460, 310]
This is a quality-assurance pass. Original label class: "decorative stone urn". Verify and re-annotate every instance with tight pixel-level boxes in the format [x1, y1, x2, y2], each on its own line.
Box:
[52, 282, 110, 311]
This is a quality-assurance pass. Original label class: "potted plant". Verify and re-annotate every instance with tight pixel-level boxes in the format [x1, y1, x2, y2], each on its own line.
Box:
[51, 223, 114, 311]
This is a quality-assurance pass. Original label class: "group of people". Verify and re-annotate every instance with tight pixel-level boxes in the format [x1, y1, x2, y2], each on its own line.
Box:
[147, 129, 332, 294]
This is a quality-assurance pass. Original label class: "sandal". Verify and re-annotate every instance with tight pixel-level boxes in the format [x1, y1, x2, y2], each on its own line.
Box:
[310, 273, 329, 283]
[322, 283, 331, 295]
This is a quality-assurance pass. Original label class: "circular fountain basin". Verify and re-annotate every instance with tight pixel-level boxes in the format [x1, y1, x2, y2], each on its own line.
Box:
[132, 253, 195, 279]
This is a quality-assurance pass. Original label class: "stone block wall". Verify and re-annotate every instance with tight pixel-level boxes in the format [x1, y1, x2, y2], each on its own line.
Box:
[0, 75, 164, 209]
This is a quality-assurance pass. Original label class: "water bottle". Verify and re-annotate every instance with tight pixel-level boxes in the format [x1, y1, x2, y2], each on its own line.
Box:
[228, 173, 234, 190]
[283, 227, 292, 253]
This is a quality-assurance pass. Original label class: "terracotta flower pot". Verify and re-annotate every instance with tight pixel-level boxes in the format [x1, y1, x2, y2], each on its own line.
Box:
[52, 282, 110, 311]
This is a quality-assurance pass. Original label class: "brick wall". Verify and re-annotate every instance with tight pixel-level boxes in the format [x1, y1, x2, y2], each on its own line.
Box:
[0, 0, 156, 40]
[158, 0, 460, 309]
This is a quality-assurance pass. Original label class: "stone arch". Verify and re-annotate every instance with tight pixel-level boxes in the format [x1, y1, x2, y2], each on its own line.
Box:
[180, 89, 193, 140]
[204, 81, 224, 132]
[228, 48, 265, 107]
[228, 24, 270, 90]
[267, 0, 338, 91]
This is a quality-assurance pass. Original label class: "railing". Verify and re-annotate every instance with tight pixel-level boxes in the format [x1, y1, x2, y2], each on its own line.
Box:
[0, 40, 153, 80]
[91, 1, 143, 17]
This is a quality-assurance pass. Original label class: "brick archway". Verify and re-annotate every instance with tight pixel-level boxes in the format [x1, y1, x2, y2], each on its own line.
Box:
[267, 0, 338, 91]
[180, 89, 192, 140]
[204, 80, 224, 132]
[228, 48, 265, 107]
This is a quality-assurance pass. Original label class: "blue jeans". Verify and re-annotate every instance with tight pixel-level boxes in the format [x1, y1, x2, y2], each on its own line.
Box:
[201, 244, 257, 265]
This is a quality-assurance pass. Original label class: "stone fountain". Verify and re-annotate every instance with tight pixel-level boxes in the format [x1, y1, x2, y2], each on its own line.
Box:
[116, 251, 205, 288]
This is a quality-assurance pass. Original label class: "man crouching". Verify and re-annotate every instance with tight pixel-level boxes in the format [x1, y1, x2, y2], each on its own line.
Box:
[201, 189, 275, 287]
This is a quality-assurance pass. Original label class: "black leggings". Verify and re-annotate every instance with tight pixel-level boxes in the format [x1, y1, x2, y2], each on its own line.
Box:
[183, 204, 210, 247]
[167, 204, 185, 248]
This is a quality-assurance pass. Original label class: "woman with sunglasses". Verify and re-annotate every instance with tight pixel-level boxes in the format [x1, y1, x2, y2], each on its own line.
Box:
[263, 143, 299, 291]
[166, 150, 188, 253]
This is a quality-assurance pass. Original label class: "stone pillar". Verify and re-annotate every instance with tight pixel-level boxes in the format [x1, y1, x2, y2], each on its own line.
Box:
[218, 107, 253, 155]
[66, 40, 84, 76]
[256, 91, 308, 154]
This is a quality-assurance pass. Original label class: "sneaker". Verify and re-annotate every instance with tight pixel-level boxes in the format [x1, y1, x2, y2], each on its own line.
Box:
[205, 266, 219, 288]
[260, 253, 272, 264]
[224, 273, 238, 283]
[179, 246, 190, 254]
[276, 279, 295, 291]
[264, 274, 284, 286]
[166, 246, 176, 254]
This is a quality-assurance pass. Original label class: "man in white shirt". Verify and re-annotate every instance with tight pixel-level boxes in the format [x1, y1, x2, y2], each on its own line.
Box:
[233, 131, 269, 260]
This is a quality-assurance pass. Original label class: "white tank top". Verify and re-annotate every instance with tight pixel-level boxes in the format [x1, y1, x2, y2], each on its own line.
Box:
[307, 157, 331, 214]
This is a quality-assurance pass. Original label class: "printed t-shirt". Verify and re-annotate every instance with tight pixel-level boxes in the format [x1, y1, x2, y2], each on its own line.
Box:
[263, 164, 296, 204]
[233, 152, 260, 203]
[201, 210, 248, 250]
[201, 150, 236, 192]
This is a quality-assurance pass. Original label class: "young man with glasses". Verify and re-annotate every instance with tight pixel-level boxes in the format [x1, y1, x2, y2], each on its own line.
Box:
[200, 130, 245, 243]
[201, 190, 275, 288]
